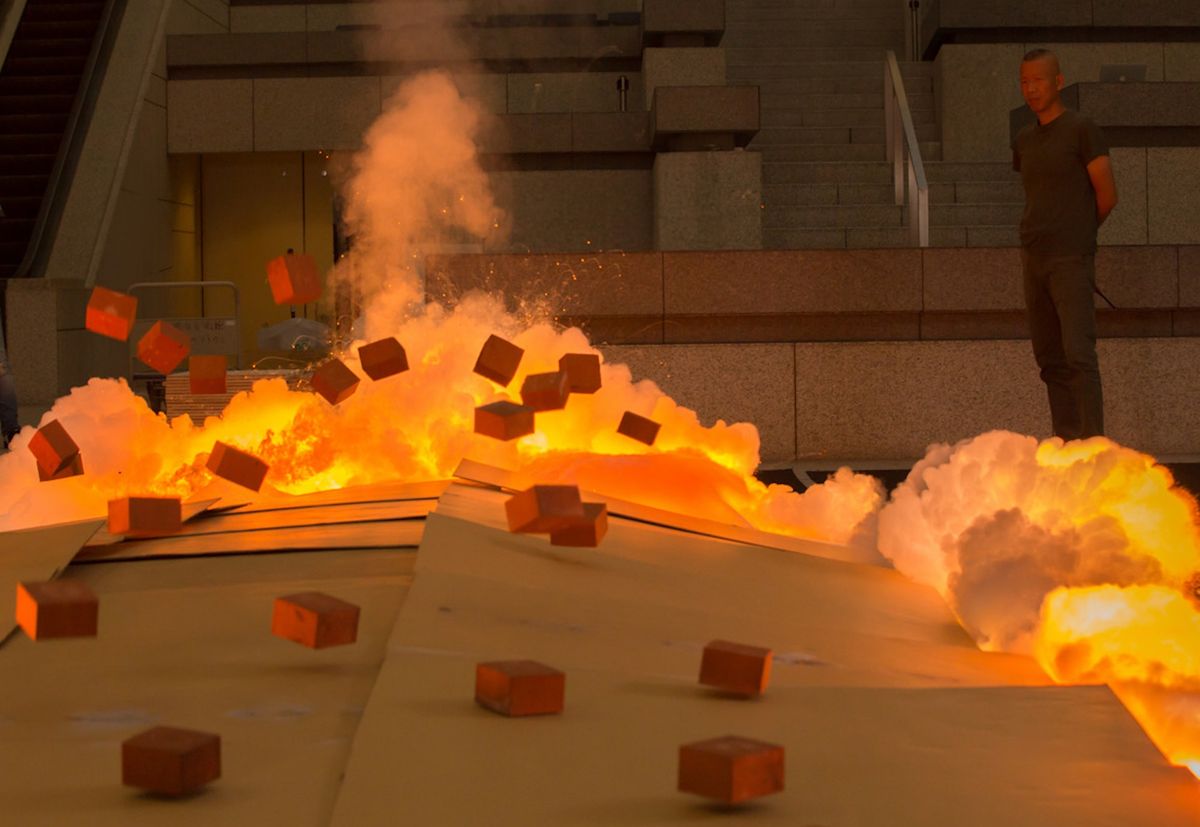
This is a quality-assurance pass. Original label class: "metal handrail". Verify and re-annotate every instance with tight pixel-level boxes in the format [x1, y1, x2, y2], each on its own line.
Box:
[13, 0, 128, 278]
[884, 49, 930, 247]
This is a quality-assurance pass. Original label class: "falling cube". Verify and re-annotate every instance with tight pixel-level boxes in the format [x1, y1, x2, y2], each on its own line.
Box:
[558, 353, 602, 394]
[85, 286, 138, 342]
[15, 580, 98, 640]
[473, 334, 524, 386]
[678, 736, 784, 804]
[311, 358, 360, 405]
[618, 411, 661, 446]
[266, 252, 322, 305]
[505, 485, 584, 533]
[699, 640, 773, 696]
[189, 355, 228, 395]
[28, 419, 80, 478]
[271, 592, 360, 649]
[475, 400, 535, 441]
[549, 503, 608, 547]
[122, 726, 221, 797]
[358, 337, 408, 381]
[520, 371, 570, 412]
[475, 660, 565, 717]
[107, 496, 183, 538]
[136, 321, 191, 375]
[206, 442, 269, 492]
[37, 453, 84, 482]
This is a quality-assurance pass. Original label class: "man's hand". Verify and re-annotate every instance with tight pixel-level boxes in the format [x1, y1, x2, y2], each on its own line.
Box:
[1088, 155, 1118, 225]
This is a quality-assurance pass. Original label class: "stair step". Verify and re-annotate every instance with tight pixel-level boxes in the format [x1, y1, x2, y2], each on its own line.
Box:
[727, 46, 889, 63]
[0, 217, 36, 243]
[0, 196, 42, 219]
[725, 32, 905, 48]
[752, 123, 939, 145]
[0, 242, 26, 268]
[761, 225, 1017, 250]
[762, 182, 958, 206]
[930, 203, 1023, 226]
[0, 174, 51, 197]
[0, 93, 77, 115]
[925, 161, 1020, 183]
[764, 161, 892, 184]
[759, 141, 940, 163]
[763, 107, 935, 127]
[1, 55, 89, 76]
[764, 204, 904, 228]
[0, 154, 56, 175]
[0, 112, 70, 133]
[0, 75, 82, 95]
[747, 75, 931, 95]
[727, 61, 934, 80]
[14, 19, 99, 39]
[759, 91, 933, 110]
[19, 3, 104, 23]
[954, 181, 1025, 203]
[0, 134, 64, 154]
[7, 37, 93, 58]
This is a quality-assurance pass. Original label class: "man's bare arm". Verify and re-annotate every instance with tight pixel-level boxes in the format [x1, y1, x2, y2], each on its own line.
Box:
[1087, 155, 1118, 225]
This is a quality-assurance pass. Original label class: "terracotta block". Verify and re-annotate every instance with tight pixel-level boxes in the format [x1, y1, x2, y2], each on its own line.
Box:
[85, 286, 138, 341]
[15, 579, 98, 640]
[310, 358, 360, 405]
[678, 736, 785, 804]
[474, 334, 524, 386]
[206, 441, 269, 492]
[699, 640, 773, 696]
[136, 321, 191, 375]
[122, 726, 221, 796]
[107, 496, 183, 538]
[549, 502, 608, 547]
[271, 592, 359, 649]
[520, 371, 570, 412]
[475, 400, 535, 441]
[37, 453, 84, 482]
[189, 355, 228, 395]
[475, 660, 565, 717]
[358, 337, 409, 381]
[27, 419, 80, 477]
[266, 252, 322, 305]
[505, 485, 584, 533]
[618, 411, 661, 445]
[558, 352, 602, 394]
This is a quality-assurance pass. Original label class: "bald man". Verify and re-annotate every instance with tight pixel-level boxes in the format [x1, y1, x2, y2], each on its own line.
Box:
[1012, 49, 1118, 441]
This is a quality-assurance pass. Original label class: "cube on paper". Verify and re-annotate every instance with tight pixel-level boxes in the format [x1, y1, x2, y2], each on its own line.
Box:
[699, 640, 773, 696]
[473, 334, 524, 386]
[122, 726, 221, 796]
[505, 485, 584, 533]
[678, 736, 784, 804]
[475, 660, 565, 717]
[206, 441, 269, 492]
[271, 592, 359, 649]
[549, 502, 608, 547]
[85, 286, 137, 341]
[266, 252, 322, 305]
[15, 579, 98, 640]
[475, 400, 535, 441]
[357, 337, 408, 381]
[136, 321, 191, 375]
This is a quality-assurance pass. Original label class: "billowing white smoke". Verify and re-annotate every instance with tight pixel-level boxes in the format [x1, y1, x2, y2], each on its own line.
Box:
[877, 430, 1200, 652]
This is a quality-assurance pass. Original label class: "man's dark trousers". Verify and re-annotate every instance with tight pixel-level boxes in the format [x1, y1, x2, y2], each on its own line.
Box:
[1021, 250, 1103, 440]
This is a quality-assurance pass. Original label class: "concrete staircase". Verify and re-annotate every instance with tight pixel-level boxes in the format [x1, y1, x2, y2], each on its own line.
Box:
[725, 0, 1023, 248]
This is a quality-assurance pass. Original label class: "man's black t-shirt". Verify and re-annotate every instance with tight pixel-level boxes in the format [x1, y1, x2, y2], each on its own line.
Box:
[1012, 109, 1109, 255]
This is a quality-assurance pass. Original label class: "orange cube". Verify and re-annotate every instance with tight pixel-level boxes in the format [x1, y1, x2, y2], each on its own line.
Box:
[358, 337, 408, 381]
[558, 353, 602, 394]
[122, 726, 221, 796]
[475, 660, 565, 717]
[15, 579, 98, 640]
[549, 503, 608, 547]
[618, 411, 661, 446]
[475, 400, 535, 441]
[271, 592, 359, 649]
[699, 640, 773, 696]
[189, 355, 228, 395]
[505, 485, 584, 533]
[520, 371, 570, 412]
[85, 286, 138, 342]
[37, 453, 84, 482]
[266, 252, 322, 305]
[107, 496, 183, 538]
[28, 419, 79, 478]
[473, 334, 524, 386]
[206, 441, 269, 492]
[678, 736, 784, 804]
[136, 321, 191, 375]
[311, 358, 359, 405]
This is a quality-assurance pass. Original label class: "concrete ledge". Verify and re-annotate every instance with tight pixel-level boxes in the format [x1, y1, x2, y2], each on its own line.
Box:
[642, 0, 725, 47]
[1010, 83, 1200, 147]
[651, 85, 758, 150]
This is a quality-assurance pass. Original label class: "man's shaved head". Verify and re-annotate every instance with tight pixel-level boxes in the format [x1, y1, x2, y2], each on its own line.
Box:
[1022, 48, 1061, 75]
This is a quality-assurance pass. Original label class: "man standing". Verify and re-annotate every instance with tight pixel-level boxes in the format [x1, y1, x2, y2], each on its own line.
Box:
[1013, 49, 1118, 441]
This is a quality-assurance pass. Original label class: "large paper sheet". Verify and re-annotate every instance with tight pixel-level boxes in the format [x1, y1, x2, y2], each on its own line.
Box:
[0, 518, 105, 642]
